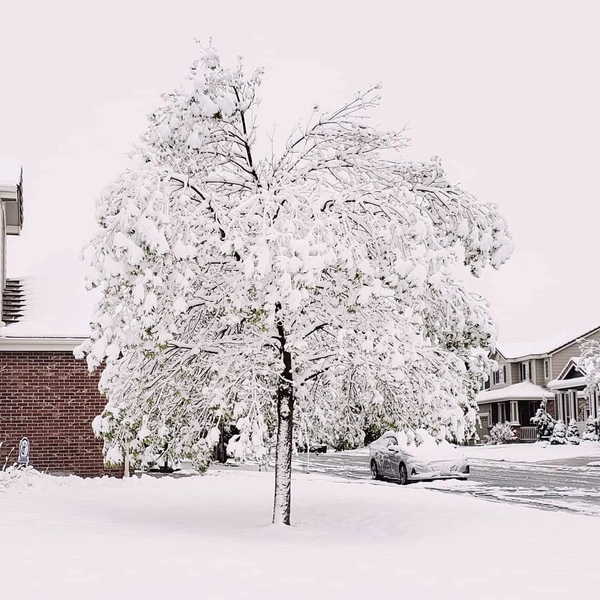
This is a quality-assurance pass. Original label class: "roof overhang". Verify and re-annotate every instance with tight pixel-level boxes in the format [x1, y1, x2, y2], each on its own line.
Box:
[0, 337, 84, 352]
[477, 395, 550, 406]
[547, 376, 588, 391]
[0, 179, 24, 235]
[0, 159, 24, 235]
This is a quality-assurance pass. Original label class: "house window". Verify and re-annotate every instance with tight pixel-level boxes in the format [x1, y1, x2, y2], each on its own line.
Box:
[520, 361, 532, 382]
[543, 359, 550, 380]
[494, 366, 506, 385]
[580, 395, 589, 422]
[498, 402, 509, 423]
[510, 400, 519, 424]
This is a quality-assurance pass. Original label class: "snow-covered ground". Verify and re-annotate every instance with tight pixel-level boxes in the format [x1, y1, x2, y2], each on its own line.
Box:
[461, 441, 600, 463]
[2, 467, 600, 599]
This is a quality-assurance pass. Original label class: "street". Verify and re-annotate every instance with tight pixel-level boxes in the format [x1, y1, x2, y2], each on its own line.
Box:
[292, 451, 600, 517]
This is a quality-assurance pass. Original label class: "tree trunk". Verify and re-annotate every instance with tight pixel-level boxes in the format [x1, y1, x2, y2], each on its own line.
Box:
[272, 345, 294, 526]
[215, 421, 227, 464]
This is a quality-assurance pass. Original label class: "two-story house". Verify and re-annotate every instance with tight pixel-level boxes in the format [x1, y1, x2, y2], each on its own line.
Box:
[0, 161, 122, 476]
[476, 326, 600, 441]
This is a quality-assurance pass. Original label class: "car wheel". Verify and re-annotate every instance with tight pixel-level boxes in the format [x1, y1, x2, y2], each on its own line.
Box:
[370, 460, 382, 480]
[398, 463, 409, 485]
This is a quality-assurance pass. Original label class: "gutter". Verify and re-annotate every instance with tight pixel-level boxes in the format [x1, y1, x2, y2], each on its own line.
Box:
[0, 336, 86, 352]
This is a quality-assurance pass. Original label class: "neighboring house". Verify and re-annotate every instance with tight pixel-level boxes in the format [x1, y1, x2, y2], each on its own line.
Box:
[0, 161, 120, 476]
[476, 326, 600, 442]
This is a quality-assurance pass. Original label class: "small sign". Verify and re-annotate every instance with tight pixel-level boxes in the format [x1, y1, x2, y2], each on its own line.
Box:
[18, 437, 30, 466]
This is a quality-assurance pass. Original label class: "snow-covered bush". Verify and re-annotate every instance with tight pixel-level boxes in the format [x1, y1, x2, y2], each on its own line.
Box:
[550, 419, 567, 445]
[583, 416, 599, 442]
[486, 422, 516, 445]
[566, 419, 580, 445]
[530, 401, 555, 440]
[0, 465, 46, 492]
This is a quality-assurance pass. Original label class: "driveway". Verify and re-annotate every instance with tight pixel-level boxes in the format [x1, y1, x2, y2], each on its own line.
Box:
[291, 451, 600, 517]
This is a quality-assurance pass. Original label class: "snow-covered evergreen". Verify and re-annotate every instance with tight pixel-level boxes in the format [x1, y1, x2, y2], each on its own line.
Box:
[583, 416, 599, 442]
[530, 400, 555, 440]
[77, 45, 513, 524]
[566, 419, 580, 445]
[550, 420, 567, 445]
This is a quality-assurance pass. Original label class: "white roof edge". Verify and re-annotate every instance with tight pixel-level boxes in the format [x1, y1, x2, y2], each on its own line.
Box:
[498, 352, 550, 362]
[476, 381, 553, 404]
[547, 376, 588, 391]
[477, 395, 551, 405]
[0, 337, 85, 352]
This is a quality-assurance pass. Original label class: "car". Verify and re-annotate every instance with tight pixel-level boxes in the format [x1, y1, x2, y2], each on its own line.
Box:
[296, 443, 328, 454]
[369, 430, 470, 484]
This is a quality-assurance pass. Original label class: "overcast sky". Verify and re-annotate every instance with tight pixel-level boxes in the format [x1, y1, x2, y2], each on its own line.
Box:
[1, 0, 598, 345]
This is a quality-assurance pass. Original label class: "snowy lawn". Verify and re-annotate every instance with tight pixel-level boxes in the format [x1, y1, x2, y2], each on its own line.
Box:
[461, 441, 600, 463]
[2, 468, 600, 599]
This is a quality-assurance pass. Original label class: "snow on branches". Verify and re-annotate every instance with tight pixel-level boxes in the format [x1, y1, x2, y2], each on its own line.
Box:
[77, 46, 513, 495]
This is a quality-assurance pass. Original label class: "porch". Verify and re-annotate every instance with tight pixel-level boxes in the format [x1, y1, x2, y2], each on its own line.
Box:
[476, 381, 555, 442]
[478, 399, 541, 442]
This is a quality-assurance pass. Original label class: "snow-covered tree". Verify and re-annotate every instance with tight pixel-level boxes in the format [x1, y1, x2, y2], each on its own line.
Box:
[566, 418, 580, 445]
[583, 416, 599, 442]
[550, 420, 567, 445]
[581, 340, 600, 388]
[485, 422, 516, 445]
[77, 45, 513, 525]
[530, 399, 555, 440]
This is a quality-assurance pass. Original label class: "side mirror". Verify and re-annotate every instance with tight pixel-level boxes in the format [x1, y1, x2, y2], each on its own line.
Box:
[388, 444, 400, 453]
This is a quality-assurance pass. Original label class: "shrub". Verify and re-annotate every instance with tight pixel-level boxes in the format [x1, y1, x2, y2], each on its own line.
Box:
[550, 419, 567, 445]
[530, 401, 555, 440]
[583, 416, 599, 442]
[566, 418, 580, 445]
[486, 422, 516, 445]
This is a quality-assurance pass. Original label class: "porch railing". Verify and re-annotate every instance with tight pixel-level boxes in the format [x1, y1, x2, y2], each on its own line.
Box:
[519, 426, 537, 442]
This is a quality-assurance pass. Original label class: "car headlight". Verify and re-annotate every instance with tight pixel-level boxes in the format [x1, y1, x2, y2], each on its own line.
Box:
[411, 462, 430, 473]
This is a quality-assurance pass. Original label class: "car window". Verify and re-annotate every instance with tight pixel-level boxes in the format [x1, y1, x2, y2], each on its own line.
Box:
[386, 437, 397, 446]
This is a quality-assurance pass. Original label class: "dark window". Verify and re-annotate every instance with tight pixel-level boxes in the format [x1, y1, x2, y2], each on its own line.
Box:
[520, 361, 531, 382]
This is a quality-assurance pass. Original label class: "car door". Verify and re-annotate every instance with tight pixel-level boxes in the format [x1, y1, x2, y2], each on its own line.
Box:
[382, 436, 399, 477]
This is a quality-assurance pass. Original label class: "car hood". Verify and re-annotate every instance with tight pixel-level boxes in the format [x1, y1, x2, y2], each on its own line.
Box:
[404, 443, 466, 463]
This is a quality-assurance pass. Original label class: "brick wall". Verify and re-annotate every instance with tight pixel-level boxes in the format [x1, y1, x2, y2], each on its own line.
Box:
[0, 350, 122, 477]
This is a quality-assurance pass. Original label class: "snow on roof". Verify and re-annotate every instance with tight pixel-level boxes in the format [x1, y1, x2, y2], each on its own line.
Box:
[476, 381, 553, 404]
[496, 322, 600, 359]
[0, 159, 22, 186]
[0, 250, 97, 339]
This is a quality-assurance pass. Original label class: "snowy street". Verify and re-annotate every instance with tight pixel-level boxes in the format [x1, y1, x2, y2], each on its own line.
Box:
[292, 449, 600, 516]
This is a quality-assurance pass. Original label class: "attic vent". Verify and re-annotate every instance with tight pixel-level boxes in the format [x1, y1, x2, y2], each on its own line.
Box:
[2, 278, 25, 324]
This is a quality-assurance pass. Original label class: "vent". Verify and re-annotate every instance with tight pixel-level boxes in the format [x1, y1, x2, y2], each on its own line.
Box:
[2, 278, 25, 324]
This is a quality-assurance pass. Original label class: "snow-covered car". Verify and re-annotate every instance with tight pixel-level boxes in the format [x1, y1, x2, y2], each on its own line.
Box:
[369, 430, 470, 484]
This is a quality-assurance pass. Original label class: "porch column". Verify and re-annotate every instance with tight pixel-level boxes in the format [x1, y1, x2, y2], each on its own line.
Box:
[510, 400, 519, 424]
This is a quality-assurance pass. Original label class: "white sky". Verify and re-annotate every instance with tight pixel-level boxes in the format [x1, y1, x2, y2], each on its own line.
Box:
[1, 0, 598, 344]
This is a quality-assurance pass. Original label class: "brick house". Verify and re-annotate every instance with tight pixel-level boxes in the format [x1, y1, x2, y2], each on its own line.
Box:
[0, 162, 118, 476]
[476, 326, 600, 441]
